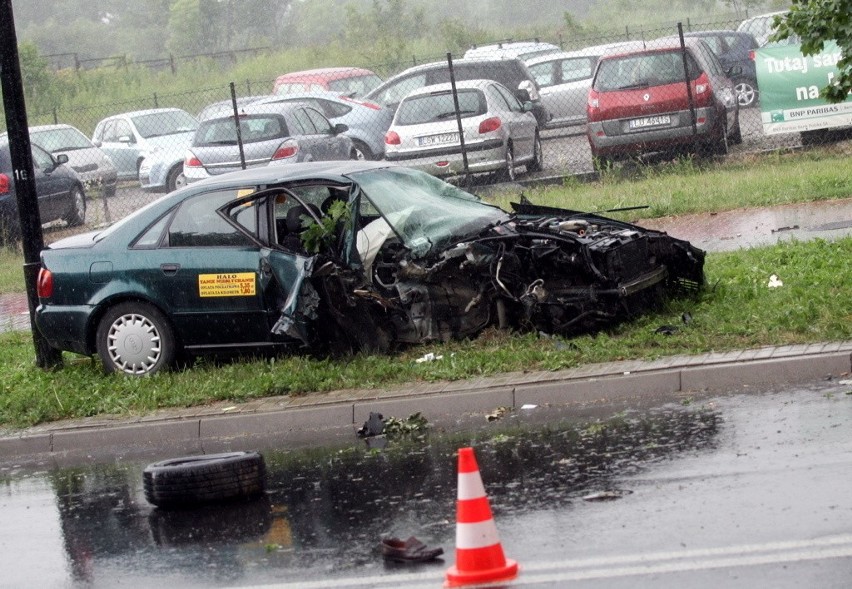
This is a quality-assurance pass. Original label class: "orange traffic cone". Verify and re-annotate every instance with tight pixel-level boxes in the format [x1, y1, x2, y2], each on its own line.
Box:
[445, 447, 519, 587]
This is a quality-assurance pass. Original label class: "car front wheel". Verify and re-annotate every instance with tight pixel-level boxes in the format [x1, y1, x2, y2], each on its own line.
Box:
[96, 302, 176, 375]
[734, 79, 757, 107]
[166, 165, 186, 193]
[64, 186, 86, 227]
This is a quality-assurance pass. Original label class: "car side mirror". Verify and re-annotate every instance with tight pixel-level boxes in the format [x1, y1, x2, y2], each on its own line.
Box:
[333, 123, 349, 135]
[92, 139, 102, 148]
[55, 153, 69, 166]
[521, 101, 534, 113]
[727, 64, 744, 78]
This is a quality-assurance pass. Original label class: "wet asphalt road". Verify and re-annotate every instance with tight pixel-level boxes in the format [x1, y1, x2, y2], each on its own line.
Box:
[3, 381, 852, 588]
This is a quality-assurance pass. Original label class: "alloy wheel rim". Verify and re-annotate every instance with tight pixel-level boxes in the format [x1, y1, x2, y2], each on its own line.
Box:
[107, 313, 162, 375]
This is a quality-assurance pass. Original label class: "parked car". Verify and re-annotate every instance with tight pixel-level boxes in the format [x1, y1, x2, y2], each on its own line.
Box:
[736, 11, 795, 47]
[197, 96, 272, 121]
[34, 161, 705, 375]
[525, 42, 634, 128]
[463, 40, 562, 61]
[183, 101, 355, 183]
[664, 31, 760, 107]
[383, 79, 542, 181]
[272, 67, 383, 98]
[364, 57, 550, 129]
[252, 92, 393, 160]
[92, 108, 199, 193]
[0, 139, 86, 243]
[586, 37, 741, 167]
[25, 124, 119, 197]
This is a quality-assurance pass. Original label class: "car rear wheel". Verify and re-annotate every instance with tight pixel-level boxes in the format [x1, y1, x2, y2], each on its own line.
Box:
[63, 186, 86, 227]
[96, 302, 176, 375]
[527, 133, 544, 173]
[503, 144, 516, 182]
[734, 79, 757, 107]
[166, 165, 186, 192]
[352, 140, 373, 161]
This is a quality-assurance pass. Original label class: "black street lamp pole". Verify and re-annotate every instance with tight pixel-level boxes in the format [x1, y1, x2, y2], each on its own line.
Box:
[0, 0, 63, 369]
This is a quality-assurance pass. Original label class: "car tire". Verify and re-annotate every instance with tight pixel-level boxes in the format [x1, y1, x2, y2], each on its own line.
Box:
[527, 132, 544, 173]
[96, 301, 176, 375]
[166, 165, 186, 193]
[503, 144, 516, 182]
[734, 79, 758, 108]
[143, 451, 267, 508]
[351, 140, 374, 161]
[63, 186, 87, 227]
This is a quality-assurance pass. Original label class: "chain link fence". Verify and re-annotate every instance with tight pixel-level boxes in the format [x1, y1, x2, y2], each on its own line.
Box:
[8, 17, 851, 245]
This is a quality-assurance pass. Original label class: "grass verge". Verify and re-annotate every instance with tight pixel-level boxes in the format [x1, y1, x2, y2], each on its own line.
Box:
[2, 237, 850, 430]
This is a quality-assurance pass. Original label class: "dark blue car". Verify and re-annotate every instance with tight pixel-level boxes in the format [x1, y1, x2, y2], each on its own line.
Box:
[0, 139, 86, 245]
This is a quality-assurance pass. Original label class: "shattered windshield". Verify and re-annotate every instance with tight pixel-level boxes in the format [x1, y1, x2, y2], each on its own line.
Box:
[350, 166, 508, 258]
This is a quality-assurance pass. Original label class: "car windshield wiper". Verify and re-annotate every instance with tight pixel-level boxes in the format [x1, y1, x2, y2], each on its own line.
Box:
[616, 82, 652, 90]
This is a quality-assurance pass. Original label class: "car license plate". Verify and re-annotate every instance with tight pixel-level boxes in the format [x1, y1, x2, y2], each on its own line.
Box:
[628, 115, 671, 130]
[416, 132, 459, 147]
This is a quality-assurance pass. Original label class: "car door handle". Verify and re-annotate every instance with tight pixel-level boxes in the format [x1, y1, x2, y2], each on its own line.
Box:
[160, 263, 180, 275]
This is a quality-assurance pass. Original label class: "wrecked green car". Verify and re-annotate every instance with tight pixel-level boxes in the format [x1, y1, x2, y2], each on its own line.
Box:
[36, 161, 704, 375]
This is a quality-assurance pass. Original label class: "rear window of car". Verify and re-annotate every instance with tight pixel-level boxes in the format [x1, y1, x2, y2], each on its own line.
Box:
[195, 115, 289, 146]
[395, 89, 487, 125]
[30, 128, 92, 152]
[328, 74, 383, 97]
[593, 50, 701, 92]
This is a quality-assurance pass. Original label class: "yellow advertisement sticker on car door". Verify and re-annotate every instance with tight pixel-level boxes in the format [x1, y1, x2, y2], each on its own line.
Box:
[198, 273, 257, 297]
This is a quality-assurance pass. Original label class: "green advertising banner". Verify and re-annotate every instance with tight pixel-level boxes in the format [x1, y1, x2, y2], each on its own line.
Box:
[756, 41, 852, 135]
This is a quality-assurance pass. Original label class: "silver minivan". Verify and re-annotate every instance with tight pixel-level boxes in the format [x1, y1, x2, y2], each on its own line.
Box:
[525, 42, 633, 129]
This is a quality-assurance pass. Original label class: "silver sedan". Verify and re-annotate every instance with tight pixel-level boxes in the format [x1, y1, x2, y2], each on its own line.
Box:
[383, 79, 543, 181]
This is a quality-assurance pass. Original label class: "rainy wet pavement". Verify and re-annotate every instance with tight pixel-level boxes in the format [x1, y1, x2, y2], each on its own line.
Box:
[634, 197, 852, 252]
[3, 380, 852, 588]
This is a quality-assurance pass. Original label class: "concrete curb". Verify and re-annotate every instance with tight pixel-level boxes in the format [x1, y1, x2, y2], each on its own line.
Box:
[2, 341, 851, 467]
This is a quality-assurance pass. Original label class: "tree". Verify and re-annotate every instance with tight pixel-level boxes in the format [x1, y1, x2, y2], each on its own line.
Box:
[773, 0, 852, 103]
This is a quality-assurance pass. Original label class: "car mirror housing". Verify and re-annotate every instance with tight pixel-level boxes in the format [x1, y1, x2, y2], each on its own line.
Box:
[334, 123, 349, 135]
[727, 64, 744, 78]
[55, 153, 69, 166]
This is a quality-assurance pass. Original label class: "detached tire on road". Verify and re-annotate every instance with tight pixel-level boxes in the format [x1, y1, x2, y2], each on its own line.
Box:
[143, 451, 267, 508]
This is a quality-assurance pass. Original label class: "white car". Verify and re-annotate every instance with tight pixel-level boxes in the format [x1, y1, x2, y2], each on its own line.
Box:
[525, 42, 634, 129]
[383, 79, 542, 181]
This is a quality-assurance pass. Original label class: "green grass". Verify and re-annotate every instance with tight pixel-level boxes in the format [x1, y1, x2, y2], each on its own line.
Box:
[0, 147, 850, 429]
[1, 236, 850, 430]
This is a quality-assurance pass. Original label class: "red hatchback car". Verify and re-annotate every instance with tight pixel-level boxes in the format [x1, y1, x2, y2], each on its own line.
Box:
[272, 67, 382, 98]
[586, 37, 741, 167]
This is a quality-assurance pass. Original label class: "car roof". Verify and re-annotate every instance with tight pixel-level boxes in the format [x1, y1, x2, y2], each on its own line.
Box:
[524, 41, 636, 65]
[99, 107, 189, 121]
[28, 124, 80, 132]
[464, 40, 561, 59]
[233, 101, 313, 116]
[598, 37, 709, 59]
[275, 67, 377, 81]
[253, 91, 356, 106]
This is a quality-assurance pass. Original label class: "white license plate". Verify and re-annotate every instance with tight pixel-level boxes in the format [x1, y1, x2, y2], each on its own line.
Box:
[416, 132, 459, 147]
[628, 115, 672, 130]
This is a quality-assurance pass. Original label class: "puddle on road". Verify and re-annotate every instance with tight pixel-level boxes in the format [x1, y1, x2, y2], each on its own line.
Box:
[0, 401, 720, 587]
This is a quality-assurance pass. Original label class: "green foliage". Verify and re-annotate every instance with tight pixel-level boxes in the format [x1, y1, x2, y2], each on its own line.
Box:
[773, 0, 852, 103]
[343, 0, 426, 66]
[300, 200, 351, 254]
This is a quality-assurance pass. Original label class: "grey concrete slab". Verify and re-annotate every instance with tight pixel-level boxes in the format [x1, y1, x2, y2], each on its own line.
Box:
[200, 405, 354, 440]
[51, 420, 202, 454]
[0, 433, 52, 459]
[515, 370, 681, 406]
[680, 353, 852, 392]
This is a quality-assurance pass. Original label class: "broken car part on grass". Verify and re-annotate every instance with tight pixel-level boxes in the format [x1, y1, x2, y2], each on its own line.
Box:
[35, 162, 705, 375]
